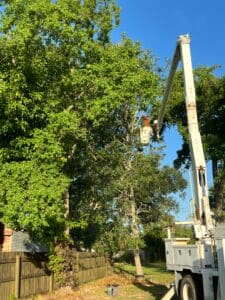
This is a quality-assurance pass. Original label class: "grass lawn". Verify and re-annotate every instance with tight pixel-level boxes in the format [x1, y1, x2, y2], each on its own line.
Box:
[38, 262, 175, 300]
[114, 262, 174, 285]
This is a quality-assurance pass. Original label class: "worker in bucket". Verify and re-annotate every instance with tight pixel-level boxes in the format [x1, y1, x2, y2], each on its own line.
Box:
[140, 116, 153, 145]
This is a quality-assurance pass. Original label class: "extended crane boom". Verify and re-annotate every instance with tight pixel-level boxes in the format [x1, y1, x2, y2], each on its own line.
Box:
[157, 35, 213, 237]
[161, 34, 225, 300]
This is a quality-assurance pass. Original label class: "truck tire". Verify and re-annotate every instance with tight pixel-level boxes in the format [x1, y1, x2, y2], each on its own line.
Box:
[180, 275, 200, 300]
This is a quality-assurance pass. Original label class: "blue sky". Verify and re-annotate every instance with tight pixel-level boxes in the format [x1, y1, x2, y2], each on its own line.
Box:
[112, 0, 225, 75]
[111, 0, 224, 220]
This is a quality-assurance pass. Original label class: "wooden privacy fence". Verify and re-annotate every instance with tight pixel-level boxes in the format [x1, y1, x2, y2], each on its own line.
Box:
[0, 251, 111, 300]
[0, 252, 52, 300]
[75, 251, 111, 285]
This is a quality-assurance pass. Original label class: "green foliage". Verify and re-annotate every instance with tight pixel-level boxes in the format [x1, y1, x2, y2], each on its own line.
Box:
[93, 220, 131, 256]
[131, 151, 186, 223]
[0, 161, 69, 241]
[173, 224, 193, 238]
[48, 252, 65, 286]
[144, 222, 167, 262]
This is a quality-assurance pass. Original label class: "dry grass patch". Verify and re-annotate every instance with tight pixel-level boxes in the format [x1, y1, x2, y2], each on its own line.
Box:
[36, 263, 173, 300]
[37, 274, 132, 300]
[36, 272, 169, 300]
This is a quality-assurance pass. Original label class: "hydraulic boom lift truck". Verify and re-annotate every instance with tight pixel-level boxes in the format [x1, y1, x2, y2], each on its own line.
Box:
[157, 35, 225, 300]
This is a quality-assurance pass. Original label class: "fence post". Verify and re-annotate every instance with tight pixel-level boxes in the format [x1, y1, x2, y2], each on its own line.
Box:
[15, 253, 21, 299]
[105, 254, 109, 276]
[49, 273, 54, 292]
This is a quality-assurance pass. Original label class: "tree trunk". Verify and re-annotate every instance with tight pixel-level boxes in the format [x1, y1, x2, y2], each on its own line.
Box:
[130, 189, 144, 280]
[124, 104, 144, 280]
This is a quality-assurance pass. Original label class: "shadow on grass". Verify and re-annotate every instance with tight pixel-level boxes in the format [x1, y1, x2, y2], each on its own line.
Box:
[134, 280, 179, 300]
[115, 263, 178, 299]
[135, 281, 167, 299]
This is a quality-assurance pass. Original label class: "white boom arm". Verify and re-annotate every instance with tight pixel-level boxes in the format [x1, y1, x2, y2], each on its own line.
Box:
[158, 35, 213, 236]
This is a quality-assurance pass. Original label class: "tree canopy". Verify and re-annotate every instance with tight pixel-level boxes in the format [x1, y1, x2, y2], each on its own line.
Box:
[0, 0, 187, 261]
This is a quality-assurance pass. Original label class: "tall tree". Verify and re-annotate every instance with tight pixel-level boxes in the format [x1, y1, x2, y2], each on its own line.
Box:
[69, 37, 162, 252]
[0, 0, 121, 244]
[69, 37, 187, 277]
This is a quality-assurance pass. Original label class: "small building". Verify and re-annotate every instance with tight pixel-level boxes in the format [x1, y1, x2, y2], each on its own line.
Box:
[0, 222, 47, 252]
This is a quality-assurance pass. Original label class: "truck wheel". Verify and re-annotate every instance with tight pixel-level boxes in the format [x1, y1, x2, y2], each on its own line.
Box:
[180, 275, 199, 300]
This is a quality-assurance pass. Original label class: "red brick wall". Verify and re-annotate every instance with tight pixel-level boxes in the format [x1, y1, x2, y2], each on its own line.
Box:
[0, 223, 12, 252]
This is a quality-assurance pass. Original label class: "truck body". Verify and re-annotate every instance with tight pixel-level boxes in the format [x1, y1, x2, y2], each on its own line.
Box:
[158, 35, 225, 300]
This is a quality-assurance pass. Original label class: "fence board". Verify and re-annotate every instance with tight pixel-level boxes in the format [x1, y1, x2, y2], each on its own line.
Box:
[0, 251, 111, 299]
[20, 276, 50, 298]
[0, 281, 15, 300]
[0, 261, 15, 282]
